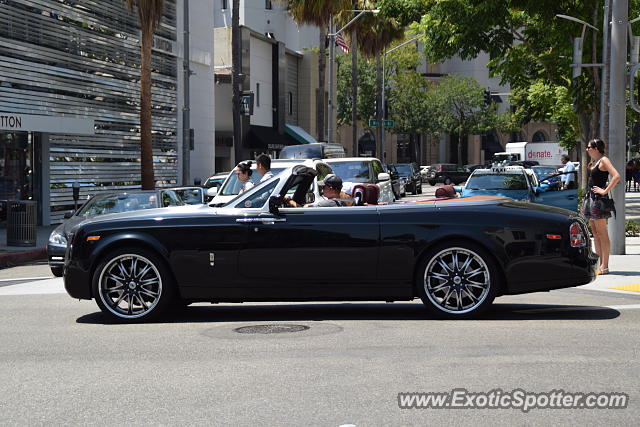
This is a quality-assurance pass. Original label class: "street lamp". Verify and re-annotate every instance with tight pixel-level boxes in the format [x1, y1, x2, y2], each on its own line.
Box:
[326, 9, 380, 145]
[380, 37, 418, 162]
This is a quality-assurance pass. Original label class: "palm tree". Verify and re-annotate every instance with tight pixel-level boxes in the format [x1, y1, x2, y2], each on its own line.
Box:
[278, 0, 350, 142]
[124, 0, 164, 190]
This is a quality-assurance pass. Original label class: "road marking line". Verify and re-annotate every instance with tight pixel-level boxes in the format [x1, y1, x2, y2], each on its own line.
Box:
[609, 284, 640, 292]
[0, 278, 65, 296]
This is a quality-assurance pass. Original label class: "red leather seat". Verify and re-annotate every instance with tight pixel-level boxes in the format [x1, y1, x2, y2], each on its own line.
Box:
[352, 184, 379, 205]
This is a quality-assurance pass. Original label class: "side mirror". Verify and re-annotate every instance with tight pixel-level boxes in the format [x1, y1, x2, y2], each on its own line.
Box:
[305, 192, 315, 204]
[63, 210, 75, 219]
[268, 196, 281, 215]
[377, 172, 390, 182]
[453, 186, 462, 193]
[206, 187, 218, 197]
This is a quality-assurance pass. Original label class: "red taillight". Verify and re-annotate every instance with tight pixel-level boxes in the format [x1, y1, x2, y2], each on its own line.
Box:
[569, 222, 586, 247]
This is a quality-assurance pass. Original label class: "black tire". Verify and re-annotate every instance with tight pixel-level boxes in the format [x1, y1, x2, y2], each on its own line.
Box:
[50, 266, 63, 277]
[428, 180, 436, 186]
[417, 183, 423, 194]
[416, 241, 499, 319]
[444, 177, 452, 185]
[92, 246, 175, 322]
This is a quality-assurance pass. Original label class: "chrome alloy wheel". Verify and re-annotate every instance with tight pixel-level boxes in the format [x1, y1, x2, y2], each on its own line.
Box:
[98, 254, 163, 319]
[423, 247, 490, 314]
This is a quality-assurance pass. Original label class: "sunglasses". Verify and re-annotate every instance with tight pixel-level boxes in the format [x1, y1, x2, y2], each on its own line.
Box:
[586, 146, 596, 150]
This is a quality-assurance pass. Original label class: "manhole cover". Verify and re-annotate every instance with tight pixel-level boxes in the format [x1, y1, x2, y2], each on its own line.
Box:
[233, 324, 310, 334]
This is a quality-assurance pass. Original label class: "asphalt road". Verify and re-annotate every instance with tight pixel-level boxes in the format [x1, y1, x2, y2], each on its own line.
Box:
[1, 257, 639, 425]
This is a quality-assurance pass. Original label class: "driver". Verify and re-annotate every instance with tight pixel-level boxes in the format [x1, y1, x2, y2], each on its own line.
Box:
[282, 174, 353, 207]
[304, 174, 352, 207]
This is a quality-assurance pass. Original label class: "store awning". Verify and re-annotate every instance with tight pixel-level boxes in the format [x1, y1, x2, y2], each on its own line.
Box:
[285, 124, 317, 145]
[246, 125, 294, 150]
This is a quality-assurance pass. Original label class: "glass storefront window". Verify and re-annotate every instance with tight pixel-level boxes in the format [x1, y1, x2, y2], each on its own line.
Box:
[0, 131, 34, 201]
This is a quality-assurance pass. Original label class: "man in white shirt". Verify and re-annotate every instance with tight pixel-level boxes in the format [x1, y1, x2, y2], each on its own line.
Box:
[256, 154, 274, 183]
[560, 155, 576, 189]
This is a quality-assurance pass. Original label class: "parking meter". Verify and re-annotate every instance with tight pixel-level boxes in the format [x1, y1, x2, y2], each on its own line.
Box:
[72, 182, 80, 210]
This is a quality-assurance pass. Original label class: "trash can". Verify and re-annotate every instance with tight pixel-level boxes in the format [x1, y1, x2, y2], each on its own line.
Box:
[6, 200, 37, 247]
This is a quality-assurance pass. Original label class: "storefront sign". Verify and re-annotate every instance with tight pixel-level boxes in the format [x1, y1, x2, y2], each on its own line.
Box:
[0, 114, 95, 134]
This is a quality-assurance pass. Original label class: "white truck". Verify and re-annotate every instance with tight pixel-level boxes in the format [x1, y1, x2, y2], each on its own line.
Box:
[493, 142, 567, 166]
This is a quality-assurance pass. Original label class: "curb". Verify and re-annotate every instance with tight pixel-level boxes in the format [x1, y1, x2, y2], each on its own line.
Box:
[0, 247, 47, 269]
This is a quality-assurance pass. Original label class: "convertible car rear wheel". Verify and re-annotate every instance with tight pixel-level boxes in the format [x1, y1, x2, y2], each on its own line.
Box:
[92, 247, 174, 322]
[417, 242, 498, 318]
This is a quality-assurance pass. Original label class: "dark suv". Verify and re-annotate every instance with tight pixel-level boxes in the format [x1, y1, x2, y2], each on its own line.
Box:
[426, 163, 470, 186]
[394, 163, 422, 195]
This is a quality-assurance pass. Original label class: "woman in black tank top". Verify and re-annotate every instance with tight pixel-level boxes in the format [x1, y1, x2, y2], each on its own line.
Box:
[581, 139, 621, 275]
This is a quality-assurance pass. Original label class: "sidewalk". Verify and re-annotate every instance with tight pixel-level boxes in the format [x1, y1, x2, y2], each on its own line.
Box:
[0, 224, 57, 268]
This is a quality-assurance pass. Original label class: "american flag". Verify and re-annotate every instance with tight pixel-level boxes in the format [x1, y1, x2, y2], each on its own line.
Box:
[335, 34, 350, 54]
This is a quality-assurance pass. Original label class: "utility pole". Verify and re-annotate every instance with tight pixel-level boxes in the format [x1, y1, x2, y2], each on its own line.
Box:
[327, 9, 379, 146]
[327, 16, 335, 145]
[608, 0, 627, 254]
[232, 0, 243, 164]
[182, 0, 191, 185]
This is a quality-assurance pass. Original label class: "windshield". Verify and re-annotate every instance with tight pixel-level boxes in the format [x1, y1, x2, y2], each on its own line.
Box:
[533, 168, 557, 178]
[465, 173, 528, 191]
[76, 193, 159, 216]
[327, 161, 371, 183]
[395, 164, 413, 176]
[220, 167, 286, 196]
[172, 188, 203, 205]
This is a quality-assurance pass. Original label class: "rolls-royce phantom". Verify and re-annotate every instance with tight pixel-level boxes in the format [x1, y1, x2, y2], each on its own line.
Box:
[63, 165, 597, 322]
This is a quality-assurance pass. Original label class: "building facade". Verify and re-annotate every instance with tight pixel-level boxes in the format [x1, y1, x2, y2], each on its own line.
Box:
[0, 0, 179, 224]
[212, 1, 324, 171]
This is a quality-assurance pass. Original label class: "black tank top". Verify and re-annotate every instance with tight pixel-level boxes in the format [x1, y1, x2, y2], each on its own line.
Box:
[588, 159, 609, 189]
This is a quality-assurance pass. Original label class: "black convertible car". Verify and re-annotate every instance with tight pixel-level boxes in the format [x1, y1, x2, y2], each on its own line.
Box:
[63, 165, 597, 322]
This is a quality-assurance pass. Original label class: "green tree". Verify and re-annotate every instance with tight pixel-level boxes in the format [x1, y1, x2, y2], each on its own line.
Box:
[385, 39, 439, 160]
[353, 9, 404, 156]
[336, 53, 377, 127]
[124, 0, 164, 189]
[406, 0, 640, 186]
[432, 76, 498, 166]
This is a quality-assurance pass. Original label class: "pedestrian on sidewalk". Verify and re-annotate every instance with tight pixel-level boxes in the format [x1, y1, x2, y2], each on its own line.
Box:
[633, 159, 640, 191]
[581, 138, 621, 275]
[560, 155, 576, 190]
[626, 160, 634, 191]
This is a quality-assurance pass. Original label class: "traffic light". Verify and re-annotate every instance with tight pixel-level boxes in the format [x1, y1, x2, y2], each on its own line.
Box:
[484, 90, 492, 105]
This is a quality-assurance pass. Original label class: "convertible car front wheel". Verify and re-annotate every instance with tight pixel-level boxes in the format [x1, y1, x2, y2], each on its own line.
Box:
[417, 241, 499, 319]
[92, 247, 174, 322]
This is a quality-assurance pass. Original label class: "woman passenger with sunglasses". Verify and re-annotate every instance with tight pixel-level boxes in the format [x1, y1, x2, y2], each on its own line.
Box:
[581, 138, 620, 275]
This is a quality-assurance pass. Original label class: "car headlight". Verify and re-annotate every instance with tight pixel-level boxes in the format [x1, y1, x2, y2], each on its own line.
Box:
[49, 230, 68, 247]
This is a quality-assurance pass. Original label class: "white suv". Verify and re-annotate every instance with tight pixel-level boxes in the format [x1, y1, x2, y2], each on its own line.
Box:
[208, 159, 334, 207]
[325, 157, 394, 203]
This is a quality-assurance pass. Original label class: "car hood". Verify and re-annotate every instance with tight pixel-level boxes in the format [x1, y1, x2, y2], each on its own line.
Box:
[75, 204, 210, 226]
